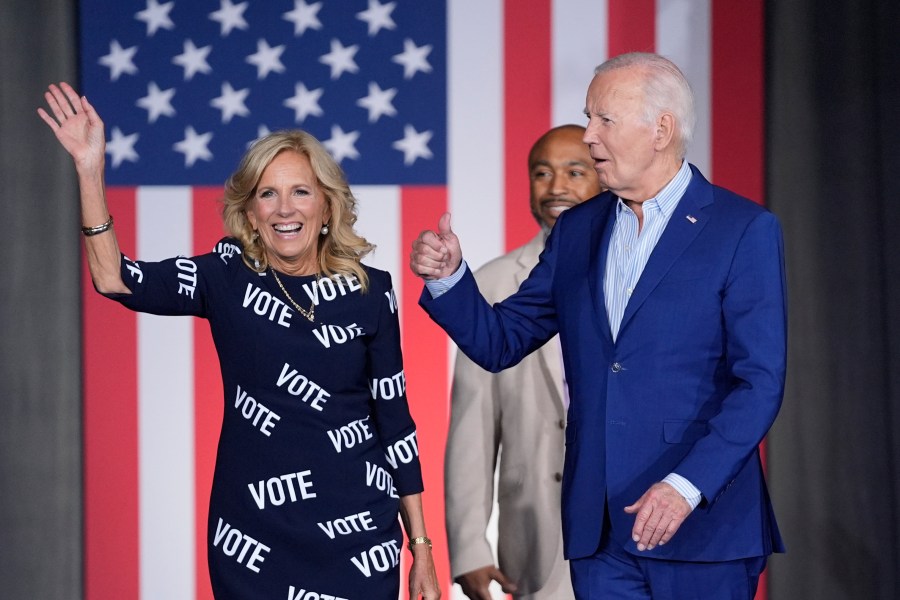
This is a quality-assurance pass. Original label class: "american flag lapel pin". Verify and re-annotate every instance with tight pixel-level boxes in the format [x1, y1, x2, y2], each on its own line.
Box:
[686, 215, 698, 224]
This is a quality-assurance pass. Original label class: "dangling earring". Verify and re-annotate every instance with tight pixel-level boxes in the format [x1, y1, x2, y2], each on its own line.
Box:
[251, 231, 261, 271]
[320, 223, 329, 235]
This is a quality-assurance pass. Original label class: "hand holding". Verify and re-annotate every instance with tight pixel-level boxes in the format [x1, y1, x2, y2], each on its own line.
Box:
[409, 212, 462, 281]
[455, 565, 517, 600]
[624, 481, 692, 551]
[37, 82, 106, 173]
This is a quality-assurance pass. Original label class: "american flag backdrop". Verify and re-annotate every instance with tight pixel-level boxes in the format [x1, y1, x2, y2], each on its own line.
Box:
[79, 1, 765, 599]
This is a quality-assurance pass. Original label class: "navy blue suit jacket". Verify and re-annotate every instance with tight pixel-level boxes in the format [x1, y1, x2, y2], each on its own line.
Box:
[421, 165, 787, 562]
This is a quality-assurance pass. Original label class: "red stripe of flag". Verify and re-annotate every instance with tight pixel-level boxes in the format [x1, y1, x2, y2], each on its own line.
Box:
[84, 188, 138, 600]
[711, 3, 768, 597]
[504, 0, 552, 252]
[607, 0, 656, 55]
[192, 187, 227, 600]
[400, 186, 450, 597]
[712, 0, 765, 204]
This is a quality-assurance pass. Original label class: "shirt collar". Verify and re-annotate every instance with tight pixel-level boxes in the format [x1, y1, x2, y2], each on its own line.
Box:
[615, 160, 693, 217]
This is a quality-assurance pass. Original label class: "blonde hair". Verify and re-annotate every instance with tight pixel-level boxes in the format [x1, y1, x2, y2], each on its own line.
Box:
[222, 130, 374, 290]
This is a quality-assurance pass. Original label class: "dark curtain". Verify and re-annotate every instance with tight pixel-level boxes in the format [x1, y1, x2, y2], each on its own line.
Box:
[766, 0, 900, 597]
[1, 0, 899, 598]
[0, 0, 82, 598]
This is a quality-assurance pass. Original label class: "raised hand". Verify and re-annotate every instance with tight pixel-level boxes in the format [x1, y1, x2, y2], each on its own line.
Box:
[37, 82, 106, 173]
[37, 81, 128, 294]
[409, 212, 462, 281]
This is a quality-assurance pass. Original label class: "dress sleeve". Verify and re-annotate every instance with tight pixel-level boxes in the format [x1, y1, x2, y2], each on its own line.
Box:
[100, 238, 242, 319]
[366, 270, 425, 497]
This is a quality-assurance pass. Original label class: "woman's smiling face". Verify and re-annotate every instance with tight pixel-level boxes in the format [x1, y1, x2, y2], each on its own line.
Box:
[246, 150, 330, 275]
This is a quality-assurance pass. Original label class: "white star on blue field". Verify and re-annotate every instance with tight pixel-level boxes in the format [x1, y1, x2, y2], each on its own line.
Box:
[82, 0, 447, 186]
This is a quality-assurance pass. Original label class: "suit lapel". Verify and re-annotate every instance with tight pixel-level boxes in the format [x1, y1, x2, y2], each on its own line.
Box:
[512, 233, 542, 290]
[618, 169, 714, 335]
[589, 201, 617, 345]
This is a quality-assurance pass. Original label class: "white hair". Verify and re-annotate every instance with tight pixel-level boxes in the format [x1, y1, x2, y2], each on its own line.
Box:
[594, 52, 696, 158]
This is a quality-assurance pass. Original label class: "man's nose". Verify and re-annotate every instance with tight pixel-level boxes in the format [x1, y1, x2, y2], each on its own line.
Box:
[549, 173, 567, 194]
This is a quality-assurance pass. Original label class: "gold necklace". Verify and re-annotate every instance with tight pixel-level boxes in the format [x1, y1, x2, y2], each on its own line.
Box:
[269, 267, 317, 322]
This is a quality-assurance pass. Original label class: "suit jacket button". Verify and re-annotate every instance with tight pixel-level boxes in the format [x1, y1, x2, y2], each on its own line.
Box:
[558, 419, 565, 429]
[611, 362, 622, 373]
[554, 473, 563, 482]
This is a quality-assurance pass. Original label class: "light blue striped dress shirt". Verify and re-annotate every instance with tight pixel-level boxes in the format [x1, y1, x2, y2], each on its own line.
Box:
[603, 159, 691, 341]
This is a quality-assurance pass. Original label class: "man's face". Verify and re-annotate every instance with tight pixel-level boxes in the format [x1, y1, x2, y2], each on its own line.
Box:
[529, 129, 602, 228]
[582, 67, 659, 200]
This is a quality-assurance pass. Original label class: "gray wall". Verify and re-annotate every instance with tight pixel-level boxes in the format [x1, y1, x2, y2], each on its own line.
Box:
[765, 0, 900, 597]
[0, 1, 82, 598]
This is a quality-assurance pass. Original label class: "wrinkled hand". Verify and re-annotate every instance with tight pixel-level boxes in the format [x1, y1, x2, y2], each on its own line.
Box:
[409, 212, 462, 281]
[455, 565, 517, 600]
[409, 548, 441, 599]
[624, 482, 692, 551]
[37, 82, 106, 172]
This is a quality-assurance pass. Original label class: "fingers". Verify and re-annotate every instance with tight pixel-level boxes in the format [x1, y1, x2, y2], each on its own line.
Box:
[36, 107, 59, 131]
[657, 519, 681, 547]
[436, 212, 460, 250]
[80, 94, 100, 124]
[492, 568, 518, 594]
[455, 566, 498, 600]
[417, 229, 448, 255]
[408, 213, 463, 280]
[41, 82, 83, 126]
[409, 232, 454, 279]
[462, 586, 492, 600]
[625, 482, 690, 551]
[410, 557, 442, 599]
[59, 81, 82, 105]
[44, 86, 70, 124]
[410, 231, 446, 273]
[625, 495, 660, 551]
[437, 212, 453, 237]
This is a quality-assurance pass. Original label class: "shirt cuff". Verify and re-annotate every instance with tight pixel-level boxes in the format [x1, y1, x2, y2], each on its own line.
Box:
[423, 261, 468, 298]
[663, 473, 702, 511]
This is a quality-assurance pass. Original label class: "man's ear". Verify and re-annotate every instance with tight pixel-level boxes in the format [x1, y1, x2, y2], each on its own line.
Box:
[654, 112, 676, 151]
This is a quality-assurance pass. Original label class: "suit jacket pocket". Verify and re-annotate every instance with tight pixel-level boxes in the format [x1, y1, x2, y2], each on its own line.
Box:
[663, 419, 709, 444]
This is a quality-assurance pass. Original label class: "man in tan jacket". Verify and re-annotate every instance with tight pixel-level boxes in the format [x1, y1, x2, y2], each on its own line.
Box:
[445, 125, 601, 600]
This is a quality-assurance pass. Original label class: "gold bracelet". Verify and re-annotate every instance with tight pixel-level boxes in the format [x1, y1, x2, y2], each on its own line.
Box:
[407, 536, 432, 551]
[82, 215, 114, 237]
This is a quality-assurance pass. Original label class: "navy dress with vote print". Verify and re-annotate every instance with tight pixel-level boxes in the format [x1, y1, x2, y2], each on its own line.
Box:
[105, 238, 424, 599]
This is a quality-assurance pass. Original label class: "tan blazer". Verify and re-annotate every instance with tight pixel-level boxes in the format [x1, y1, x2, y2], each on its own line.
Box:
[444, 232, 569, 595]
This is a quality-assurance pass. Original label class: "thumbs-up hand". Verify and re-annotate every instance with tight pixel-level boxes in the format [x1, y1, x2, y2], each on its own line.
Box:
[409, 212, 462, 281]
